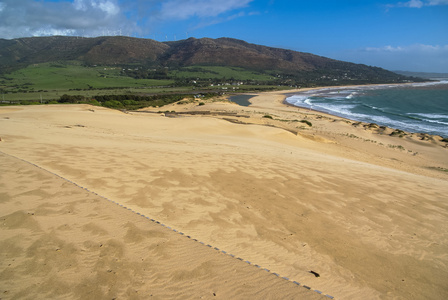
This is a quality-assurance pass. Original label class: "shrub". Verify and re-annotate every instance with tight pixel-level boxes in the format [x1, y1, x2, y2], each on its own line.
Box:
[87, 99, 101, 106]
[59, 94, 85, 103]
[366, 123, 379, 128]
[263, 115, 273, 119]
[390, 129, 406, 137]
[103, 100, 123, 109]
[300, 120, 312, 127]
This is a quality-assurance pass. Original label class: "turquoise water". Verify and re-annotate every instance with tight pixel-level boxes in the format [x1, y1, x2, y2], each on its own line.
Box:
[286, 82, 448, 137]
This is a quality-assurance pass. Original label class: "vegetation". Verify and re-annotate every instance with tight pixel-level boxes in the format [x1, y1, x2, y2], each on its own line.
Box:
[0, 62, 173, 92]
[0, 36, 427, 110]
[300, 120, 312, 127]
[430, 167, 448, 173]
[0, 87, 197, 110]
[58, 93, 194, 110]
[390, 129, 407, 138]
[388, 144, 406, 150]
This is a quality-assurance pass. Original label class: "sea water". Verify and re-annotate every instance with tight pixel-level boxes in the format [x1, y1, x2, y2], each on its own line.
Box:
[286, 81, 448, 137]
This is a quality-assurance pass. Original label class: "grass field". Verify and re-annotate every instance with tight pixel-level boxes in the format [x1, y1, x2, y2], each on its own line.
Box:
[0, 62, 290, 103]
[170, 66, 273, 81]
[0, 62, 174, 92]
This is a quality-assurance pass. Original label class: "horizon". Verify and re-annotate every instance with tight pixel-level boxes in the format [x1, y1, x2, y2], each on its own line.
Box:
[0, 0, 447, 73]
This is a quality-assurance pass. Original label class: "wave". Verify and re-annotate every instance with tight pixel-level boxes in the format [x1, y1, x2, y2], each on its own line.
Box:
[362, 80, 448, 90]
[346, 92, 358, 99]
[409, 113, 448, 119]
[363, 115, 448, 136]
[360, 103, 386, 113]
[409, 80, 448, 87]
[358, 103, 419, 122]
[286, 95, 310, 106]
[304, 98, 313, 106]
[420, 119, 448, 126]
[311, 104, 357, 116]
[285, 84, 448, 137]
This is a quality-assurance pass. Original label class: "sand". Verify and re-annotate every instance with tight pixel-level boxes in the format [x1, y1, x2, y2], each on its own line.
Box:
[0, 91, 447, 299]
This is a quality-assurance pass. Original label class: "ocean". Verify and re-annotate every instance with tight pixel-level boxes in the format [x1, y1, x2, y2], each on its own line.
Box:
[285, 81, 448, 138]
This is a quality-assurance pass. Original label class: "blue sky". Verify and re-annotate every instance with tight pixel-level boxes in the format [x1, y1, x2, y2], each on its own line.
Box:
[0, 0, 447, 72]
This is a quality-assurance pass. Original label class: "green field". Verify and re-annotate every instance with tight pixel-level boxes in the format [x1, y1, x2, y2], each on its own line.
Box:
[170, 66, 273, 81]
[0, 62, 173, 92]
[0, 62, 290, 104]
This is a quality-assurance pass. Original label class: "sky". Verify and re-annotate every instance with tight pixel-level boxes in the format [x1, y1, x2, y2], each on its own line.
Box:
[0, 0, 447, 72]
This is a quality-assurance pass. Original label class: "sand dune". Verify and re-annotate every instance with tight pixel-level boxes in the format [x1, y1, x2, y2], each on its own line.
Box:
[1, 98, 447, 299]
[0, 152, 326, 299]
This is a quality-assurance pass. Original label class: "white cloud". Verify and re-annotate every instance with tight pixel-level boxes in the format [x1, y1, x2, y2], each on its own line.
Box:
[159, 0, 253, 20]
[33, 27, 77, 37]
[402, 0, 424, 7]
[192, 11, 247, 30]
[388, 0, 448, 8]
[428, 0, 448, 4]
[73, 0, 88, 11]
[95, 1, 120, 15]
[0, 0, 132, 39]
[363, 44, 448, 53]
[0, 0, 255, 39]
[73, 0, 118, 15]
[339, 44, 448, 72]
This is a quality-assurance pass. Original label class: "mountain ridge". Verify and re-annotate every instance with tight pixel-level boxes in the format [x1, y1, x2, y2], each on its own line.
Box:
[0, 36, 418, 84]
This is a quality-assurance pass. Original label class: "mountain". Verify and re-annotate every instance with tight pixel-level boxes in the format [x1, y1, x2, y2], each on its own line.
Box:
[0, 36, 416, 84]
[162, 37, 330, 71]
[394, 71, 448, 80]
[0, 36, 168, 70]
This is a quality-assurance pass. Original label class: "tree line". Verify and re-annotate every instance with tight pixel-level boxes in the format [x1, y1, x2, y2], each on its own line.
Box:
[57, 93, 195, 110]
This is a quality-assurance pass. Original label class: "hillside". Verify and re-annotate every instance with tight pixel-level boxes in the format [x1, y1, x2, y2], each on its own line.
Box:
[0, 36, 415, 85]
[0, 36, 169, 72]
[394, 70, 448, 80]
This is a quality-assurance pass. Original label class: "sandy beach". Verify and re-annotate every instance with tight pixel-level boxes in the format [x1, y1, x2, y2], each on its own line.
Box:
[1, 90, 447, 299]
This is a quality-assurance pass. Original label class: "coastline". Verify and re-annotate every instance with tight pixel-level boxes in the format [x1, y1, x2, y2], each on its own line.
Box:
[1, 92, 448, 299]
[276, 82, 448, 138]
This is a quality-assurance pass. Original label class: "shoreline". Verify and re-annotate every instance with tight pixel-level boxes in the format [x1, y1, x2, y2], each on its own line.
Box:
[212, 89, 448, 179]
[133, 88, 448, 180]
[272, 83, 448, 138]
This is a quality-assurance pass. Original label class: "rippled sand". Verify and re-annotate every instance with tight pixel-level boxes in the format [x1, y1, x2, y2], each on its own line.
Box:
[1, 99, 447, 299]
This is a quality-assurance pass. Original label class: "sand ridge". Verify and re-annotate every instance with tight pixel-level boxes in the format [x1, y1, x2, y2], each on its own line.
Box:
[1, 99, 448, 299]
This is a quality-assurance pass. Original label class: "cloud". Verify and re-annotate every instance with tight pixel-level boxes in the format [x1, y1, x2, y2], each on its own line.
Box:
[0, 0, 255, 39]
[428, 0, 448, 4]
[341, 44, 448, 72]
[0, 0, 135, 39]
[363, 44, 448, 53]
[388, 0, 448, 8]
[192, 11, 248, 30]
[74, 0, 119, 15]
[398, 0, 424, 8]
[158, 0, 253, 20]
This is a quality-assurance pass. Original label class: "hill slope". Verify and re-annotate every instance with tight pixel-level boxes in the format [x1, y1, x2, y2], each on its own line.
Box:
[0, 36, 416, 84]
[0, 36, 169, 71]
